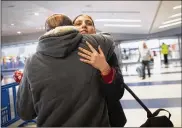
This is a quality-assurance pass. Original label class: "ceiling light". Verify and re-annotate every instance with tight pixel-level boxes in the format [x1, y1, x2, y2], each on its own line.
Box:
[34, 12, 39, 16]
[169, 13, 181, 18]
[159, 21, 181, 29]
[173, 5, 181, 10]
[104, 24, 142, 27]
[95, 19, 141, 22]
[17, 31, 21, 34]
[162, 18, 181, 24]
[11, 24, 14, 26]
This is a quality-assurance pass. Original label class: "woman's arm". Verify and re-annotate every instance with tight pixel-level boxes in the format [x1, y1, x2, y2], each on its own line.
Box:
[104, 52, 125, 101]
[78, 42, 125, 101]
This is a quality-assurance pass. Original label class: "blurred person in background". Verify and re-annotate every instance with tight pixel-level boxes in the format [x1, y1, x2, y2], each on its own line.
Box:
[161, 43, 169, 65]
[1, 74, 3, 81]
[153, 50, 157, 56]
[140, 42, 151, 80]
[15, 14, 125, 127]
[73, 14, 126, 127]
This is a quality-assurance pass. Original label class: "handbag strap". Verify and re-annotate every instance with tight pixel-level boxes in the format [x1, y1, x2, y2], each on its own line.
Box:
[123, 83, 153, 118]
[152, 108, 171, 119]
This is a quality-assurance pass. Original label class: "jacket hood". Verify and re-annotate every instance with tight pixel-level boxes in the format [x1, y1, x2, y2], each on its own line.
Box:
[37, 26, 82, 58]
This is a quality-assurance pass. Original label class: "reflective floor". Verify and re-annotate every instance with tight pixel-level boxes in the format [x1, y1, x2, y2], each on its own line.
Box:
[121, 60, 181, 127]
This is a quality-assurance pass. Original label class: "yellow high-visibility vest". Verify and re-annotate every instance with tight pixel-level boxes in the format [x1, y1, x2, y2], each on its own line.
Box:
[161, 44, 169, 54]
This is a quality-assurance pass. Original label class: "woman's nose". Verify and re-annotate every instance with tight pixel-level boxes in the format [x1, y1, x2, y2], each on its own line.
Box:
[81, 22, 87, 28]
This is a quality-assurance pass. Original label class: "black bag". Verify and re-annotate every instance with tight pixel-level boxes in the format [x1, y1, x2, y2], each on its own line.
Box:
[123, 84, 174, 127]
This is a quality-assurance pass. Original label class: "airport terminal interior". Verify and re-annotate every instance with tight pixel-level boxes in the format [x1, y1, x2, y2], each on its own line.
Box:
[1, 1, 182, 127]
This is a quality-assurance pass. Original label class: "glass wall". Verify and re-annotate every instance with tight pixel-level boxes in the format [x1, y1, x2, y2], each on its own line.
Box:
[179, 36, 182, 60]
[115, 36, 181, 65]
[1, 42, 38, 70]
[115, 40, 143, 64]
[1, 36, 181, 71]
[159, 38, 180, 60]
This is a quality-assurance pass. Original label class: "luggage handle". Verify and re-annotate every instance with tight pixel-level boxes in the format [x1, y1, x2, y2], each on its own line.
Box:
[123, 83, 153, 118]
[152, 108, 171, 119]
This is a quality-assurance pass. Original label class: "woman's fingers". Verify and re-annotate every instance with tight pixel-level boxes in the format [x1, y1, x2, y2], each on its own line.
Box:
[98, 45, 104, 55]
[80, 58, 91, 64]
[78, 47, 92, 56]
[78, 52, 91, 60]
[86, 41, 97, 53]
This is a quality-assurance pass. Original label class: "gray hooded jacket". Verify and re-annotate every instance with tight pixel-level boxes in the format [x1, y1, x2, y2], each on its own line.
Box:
[16, 26, 115, 127]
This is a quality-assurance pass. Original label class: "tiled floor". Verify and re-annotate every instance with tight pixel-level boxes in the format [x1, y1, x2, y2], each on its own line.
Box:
[121, 62, 181, 127]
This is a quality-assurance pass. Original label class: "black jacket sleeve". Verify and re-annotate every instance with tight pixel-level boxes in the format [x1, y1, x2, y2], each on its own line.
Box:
[87, 33, 126, 126]
[101, 52, 125, 101]
[83, 33, 125, 101]
[99, 33, 125, 101]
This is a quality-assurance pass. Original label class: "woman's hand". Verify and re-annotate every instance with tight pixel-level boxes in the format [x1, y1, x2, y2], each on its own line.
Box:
[78, 41, 111, 75]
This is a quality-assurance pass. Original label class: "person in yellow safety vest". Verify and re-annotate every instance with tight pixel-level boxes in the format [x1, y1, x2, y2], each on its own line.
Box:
[161, 43, 169, 65]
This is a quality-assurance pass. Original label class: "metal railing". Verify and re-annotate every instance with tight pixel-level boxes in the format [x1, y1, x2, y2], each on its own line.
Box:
[1, 82, 36, 127]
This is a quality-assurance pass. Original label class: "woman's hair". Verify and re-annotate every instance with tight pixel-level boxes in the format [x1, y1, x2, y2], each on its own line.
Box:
[45, 14, 73, 32]
[72, 14, 95, 27]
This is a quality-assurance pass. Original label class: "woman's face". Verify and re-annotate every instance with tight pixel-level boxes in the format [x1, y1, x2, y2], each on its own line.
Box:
[73, 15, 96, 34]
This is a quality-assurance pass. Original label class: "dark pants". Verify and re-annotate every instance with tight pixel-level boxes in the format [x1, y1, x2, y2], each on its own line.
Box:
[142, 60, 151, 78]
[164, 54, 168, 65]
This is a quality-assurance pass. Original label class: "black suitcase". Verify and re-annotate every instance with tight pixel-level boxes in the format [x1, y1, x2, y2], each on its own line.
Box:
[123, 83, 174, 127]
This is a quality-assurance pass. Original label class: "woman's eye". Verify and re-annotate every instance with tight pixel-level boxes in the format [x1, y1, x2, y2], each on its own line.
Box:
[86, 22, 93, 26]
[74, 22, 81, 26]
[87, 23, 92, 26]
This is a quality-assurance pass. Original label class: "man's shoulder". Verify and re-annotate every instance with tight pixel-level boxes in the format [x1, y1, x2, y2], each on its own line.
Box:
[82, 33, 115, 59]
[83, 32, 114, 45]
[97, 32, 115, 46]
[25, 54, 37, 66]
